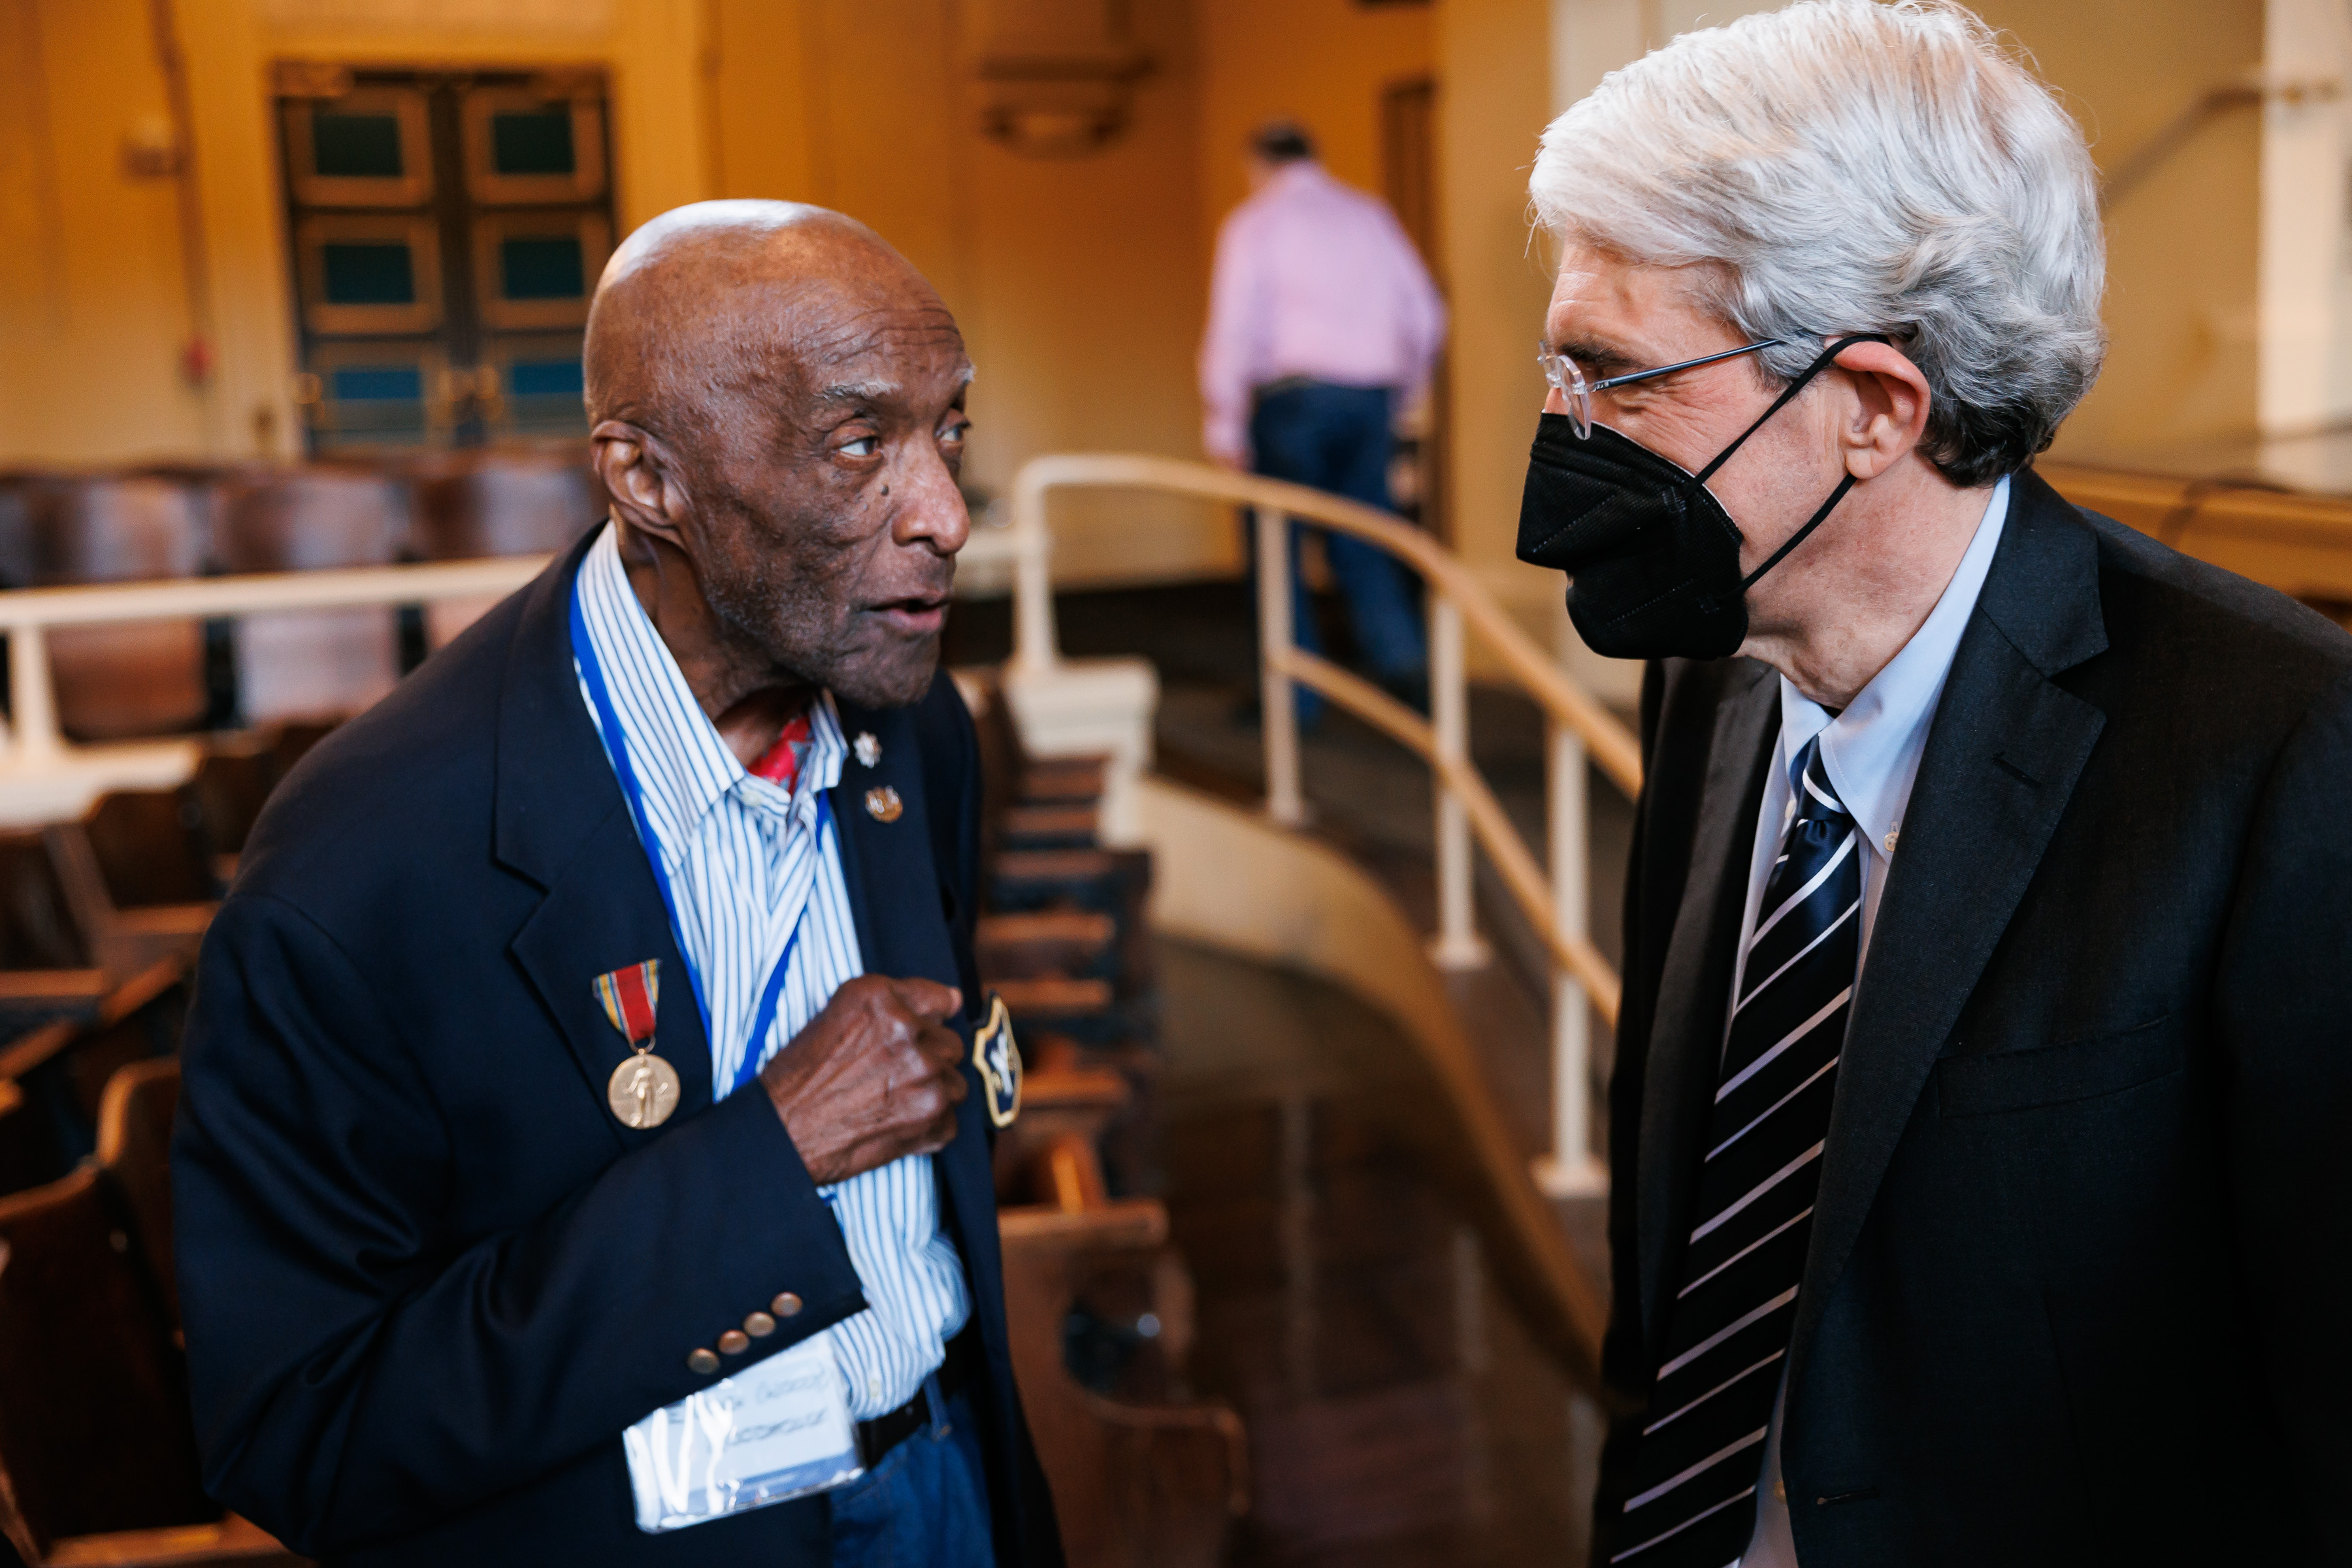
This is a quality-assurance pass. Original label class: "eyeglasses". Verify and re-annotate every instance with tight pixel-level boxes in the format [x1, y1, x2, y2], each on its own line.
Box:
[1537, 338, 1786, 439]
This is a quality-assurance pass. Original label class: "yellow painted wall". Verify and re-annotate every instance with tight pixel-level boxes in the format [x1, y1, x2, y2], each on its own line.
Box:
[0, 0, 211, 465]
[1438, 0, 1555, 589]
[1192, 0, 1433, 246]
[1545, 0, 2267, 468]
[1979, 0, 2266, 461]
[0, 0, 709, 469]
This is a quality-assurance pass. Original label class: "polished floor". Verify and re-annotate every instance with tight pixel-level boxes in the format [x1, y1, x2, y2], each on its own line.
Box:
[1152, 939, 1603, 1568]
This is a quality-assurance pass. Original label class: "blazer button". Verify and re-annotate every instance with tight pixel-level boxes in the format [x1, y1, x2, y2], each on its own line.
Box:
[772, 1292, 804, 1318]
[717, 1330, 750, 1356]
[744, 1311, 777, 1338]
[687, 1348, 720, 1375]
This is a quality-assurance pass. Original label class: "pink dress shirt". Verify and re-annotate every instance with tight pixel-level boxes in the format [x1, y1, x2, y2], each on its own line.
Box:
[1198, 162, 1447, 463]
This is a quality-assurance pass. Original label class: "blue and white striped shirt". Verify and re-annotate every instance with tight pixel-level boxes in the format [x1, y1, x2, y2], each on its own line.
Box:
[573, 524, 969, 1419]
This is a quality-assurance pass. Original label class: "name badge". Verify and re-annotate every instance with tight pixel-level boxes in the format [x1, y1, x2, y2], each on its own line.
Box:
[621, 1335, 862, 1533]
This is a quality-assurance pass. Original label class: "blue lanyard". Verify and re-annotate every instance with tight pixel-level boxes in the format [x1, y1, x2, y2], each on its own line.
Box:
[570, 584, 830, 1100]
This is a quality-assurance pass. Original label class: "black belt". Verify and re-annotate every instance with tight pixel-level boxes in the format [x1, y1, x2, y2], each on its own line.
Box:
[854, 1332, 975, 1467]
[1254, 374, 1320, 401]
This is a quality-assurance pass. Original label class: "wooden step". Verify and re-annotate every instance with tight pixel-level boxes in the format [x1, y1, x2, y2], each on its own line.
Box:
[975, 910, 1117, 981]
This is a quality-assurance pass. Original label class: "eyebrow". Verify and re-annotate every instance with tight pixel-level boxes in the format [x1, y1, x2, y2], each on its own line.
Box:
[819, 379, 898, 405]
[1550, 334, 1643, 379]
[817, 365, 975, 405]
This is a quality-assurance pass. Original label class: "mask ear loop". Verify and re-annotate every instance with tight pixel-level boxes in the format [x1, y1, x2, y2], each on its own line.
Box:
[1674, 333, 1893, 590]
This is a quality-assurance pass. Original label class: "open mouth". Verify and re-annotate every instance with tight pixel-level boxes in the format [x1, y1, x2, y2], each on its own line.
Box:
[870, 594, 950, 635]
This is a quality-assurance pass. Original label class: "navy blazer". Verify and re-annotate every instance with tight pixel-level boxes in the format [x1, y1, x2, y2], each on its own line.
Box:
[172, 534, 1063, 1566]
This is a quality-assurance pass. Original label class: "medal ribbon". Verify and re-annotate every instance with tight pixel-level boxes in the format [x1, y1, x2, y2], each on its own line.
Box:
[594, 960, 661, 1045]
[572, 583, 832, 1100]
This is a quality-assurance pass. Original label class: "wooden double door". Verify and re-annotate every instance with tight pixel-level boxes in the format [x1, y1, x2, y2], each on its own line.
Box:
[274, 63, 615, 453]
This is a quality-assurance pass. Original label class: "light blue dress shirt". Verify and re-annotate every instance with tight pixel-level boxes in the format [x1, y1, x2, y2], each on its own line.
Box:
[573, 524, 970, 1422]
[1732, 474, 2010, 1567]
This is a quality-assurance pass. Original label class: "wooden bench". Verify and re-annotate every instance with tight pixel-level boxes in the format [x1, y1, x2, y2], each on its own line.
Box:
[996, 1059, 1247, 1568]
[0, 1162, 301, 1564]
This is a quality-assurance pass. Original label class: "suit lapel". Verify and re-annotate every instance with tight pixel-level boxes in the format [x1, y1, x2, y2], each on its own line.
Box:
[829, 698, 1004, 1326]
[1791, 471, 2109, 1361]
[1639, 659, 1780, 1351]
[493, 533, 713, 1149]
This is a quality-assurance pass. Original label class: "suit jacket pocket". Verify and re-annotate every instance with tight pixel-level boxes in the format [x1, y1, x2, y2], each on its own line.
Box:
[1937, 1013, 2186, 1119]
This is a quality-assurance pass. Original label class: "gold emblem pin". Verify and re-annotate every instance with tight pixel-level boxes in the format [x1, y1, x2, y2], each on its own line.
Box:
[853, 731, 882, 768]
[973, 993, 1022, 1129]
[864, 785, 904, 823]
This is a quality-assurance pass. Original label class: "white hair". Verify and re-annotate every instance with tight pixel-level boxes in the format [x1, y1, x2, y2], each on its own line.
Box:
[1529, 0, 2104, 485]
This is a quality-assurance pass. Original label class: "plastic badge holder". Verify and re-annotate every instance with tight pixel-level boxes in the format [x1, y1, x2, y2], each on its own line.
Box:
[622, 1335, 864, 1532]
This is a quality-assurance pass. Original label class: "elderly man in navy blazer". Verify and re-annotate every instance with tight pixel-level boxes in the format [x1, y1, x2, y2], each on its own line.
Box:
[172, 202, 1064, 1567]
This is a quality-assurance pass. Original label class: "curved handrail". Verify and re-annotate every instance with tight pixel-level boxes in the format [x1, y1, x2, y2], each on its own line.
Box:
[1007, 453, 1643, 795]
[1008, 452, 1644, 1195]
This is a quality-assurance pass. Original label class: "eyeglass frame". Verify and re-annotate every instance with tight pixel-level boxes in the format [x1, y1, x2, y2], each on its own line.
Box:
[1537, 337, 1787, 439]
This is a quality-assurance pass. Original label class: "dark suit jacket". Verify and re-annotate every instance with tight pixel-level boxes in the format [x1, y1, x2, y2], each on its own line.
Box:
[1597, 468, 2352, 1565]
[172, 535, 1064, 1566]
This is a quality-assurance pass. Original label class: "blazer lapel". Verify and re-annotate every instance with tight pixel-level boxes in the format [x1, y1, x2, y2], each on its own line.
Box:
[493, 534, 713, 1149]
[828, 698, 1004, 1322]
[1638, 659, 1780, 1352]
[1792, 470, 2110, 1360]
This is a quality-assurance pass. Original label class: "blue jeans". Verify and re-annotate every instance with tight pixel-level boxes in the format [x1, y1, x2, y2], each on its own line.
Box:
[828, 1386, 994, 1568]
[1249, 382, 1430, 720]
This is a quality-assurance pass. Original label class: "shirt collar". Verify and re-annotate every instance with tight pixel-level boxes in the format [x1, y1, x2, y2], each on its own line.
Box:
[575, 523, 846, 857]
[1777, 474, 2010, 854]
[1258, 161, 1326, 201]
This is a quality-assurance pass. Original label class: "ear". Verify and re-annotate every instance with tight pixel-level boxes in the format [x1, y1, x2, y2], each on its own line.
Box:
[1831, 340, 1932, 481]
[590, 419, 693, 550]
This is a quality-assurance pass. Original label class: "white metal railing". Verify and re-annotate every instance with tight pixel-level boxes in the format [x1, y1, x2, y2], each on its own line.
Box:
[0, 526, 1035, 781]
[0, 557, 553, 764]
[1008, 453, 1643, 1198]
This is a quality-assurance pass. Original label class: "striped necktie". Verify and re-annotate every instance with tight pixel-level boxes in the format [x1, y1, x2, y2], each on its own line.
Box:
[1612, 735, 1861, 1566]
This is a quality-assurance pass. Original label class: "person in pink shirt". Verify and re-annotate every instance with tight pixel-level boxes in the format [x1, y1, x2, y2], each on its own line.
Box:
[1201, 122, 1447, 713]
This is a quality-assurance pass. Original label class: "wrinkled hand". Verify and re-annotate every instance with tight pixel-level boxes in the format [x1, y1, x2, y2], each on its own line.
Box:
[761, 975, 966, 1184]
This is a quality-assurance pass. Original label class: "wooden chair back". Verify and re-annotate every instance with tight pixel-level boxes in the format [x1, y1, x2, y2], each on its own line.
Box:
[0, 832, 91, 973]
[408, 449, 598, 646]
[26, 476, 205, 585]
[0, 1166, 214, 1559]
[190, 743, 276, 868]
[0, 963, 189, 1168]
[0, 1079, 63, 1201]
[213, 469, 404, 723]
[99, 1056, 181, 1330]
[996, 1064, 1247, 1568]
[268, 721, 337, 784]
[83, 790, 217, 909]
[27, 477, 210, 740]
[0, 472, 53, 589]
[0, 832, 108, 1036]
[410, 448, 601, 559]
[210, 467, 403, 574]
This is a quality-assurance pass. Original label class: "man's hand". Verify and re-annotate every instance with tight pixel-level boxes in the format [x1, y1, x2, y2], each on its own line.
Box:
[760, 975, 967, 1184]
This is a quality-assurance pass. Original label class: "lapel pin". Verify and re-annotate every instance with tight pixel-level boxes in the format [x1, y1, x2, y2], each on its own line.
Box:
[973, 993, 1022, 1129]
[595, 960, 679, 1129]
[864, 785, 904, 823]
[853, 731, 882, 768]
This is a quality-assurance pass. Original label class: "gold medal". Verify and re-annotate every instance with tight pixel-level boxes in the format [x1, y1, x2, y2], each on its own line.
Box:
[607, 1048, 681, 1128]
[594, 960, 678, 1128]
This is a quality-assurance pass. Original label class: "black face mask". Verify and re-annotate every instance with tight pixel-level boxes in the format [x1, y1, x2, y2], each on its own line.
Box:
[1515, 335, 1887, 661]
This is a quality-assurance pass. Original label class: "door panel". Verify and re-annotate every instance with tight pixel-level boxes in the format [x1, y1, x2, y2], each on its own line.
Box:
[276, 67, 613, 453]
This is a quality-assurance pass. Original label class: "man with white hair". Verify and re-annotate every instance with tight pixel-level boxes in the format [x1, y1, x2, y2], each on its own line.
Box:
[1514, 3, 2351, 1564]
